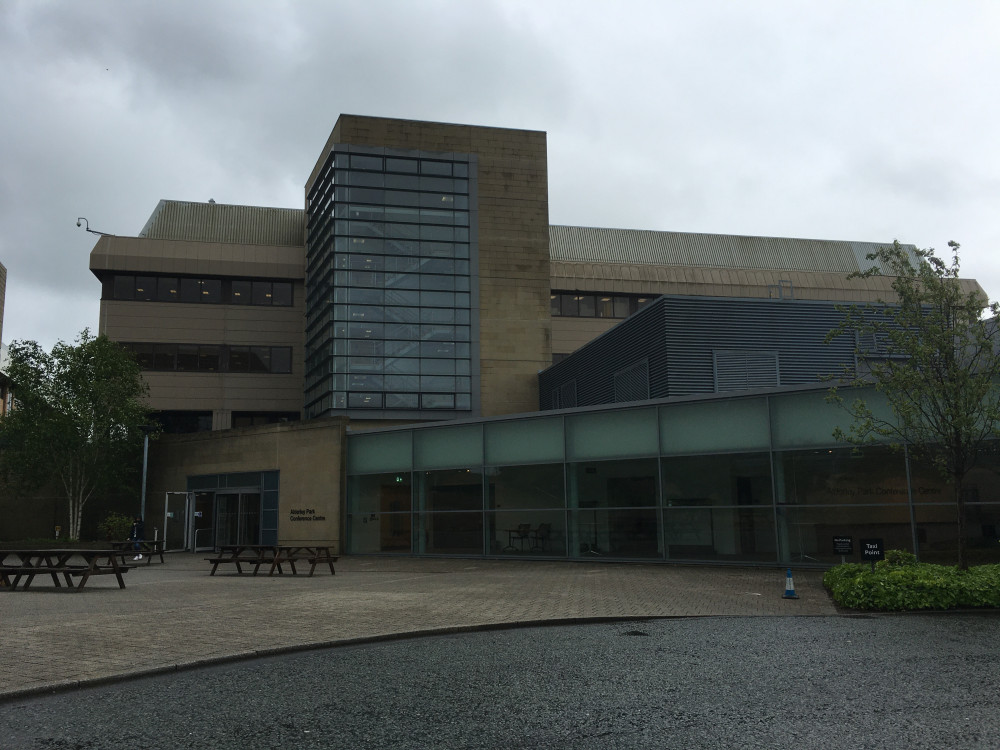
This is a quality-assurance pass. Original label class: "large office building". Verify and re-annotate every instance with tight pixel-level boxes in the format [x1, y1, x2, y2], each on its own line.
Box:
[86, 115, 997, 566]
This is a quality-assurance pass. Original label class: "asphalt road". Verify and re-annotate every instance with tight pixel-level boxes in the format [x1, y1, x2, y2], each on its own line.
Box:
[2, 614, 999, 750]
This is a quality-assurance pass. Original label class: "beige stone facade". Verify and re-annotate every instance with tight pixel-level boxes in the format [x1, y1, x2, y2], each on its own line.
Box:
[90, 231, 305, 428]
[146, 418, 347, 550]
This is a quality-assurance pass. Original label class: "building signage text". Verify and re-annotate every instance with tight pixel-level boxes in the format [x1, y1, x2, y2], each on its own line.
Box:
[289, 508, 326, 522]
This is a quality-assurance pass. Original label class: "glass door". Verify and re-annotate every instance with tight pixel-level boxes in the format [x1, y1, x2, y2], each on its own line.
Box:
[193, 492, 215, 551]
[163, 492, 191, 551]
[215, 492, 262, 547]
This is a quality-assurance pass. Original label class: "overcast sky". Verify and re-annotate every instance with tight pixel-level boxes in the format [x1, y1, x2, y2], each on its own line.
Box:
[2, 0, 998, 351]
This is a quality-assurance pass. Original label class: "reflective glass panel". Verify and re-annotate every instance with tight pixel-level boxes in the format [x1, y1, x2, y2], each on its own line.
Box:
[777, 504, 911, 565]
[570, 508, 660, 559]
[572, 459, 659, 509]
[660, 398, 769, 455]
[231, 280, 251, 305]
[567, 408, 658, 460]
[487, 510, 566, 556]
[348, 430, 413, 473]
[665, 507, 776, 562]
[775, 447, 907, 505]
[419, 512, 483, 554]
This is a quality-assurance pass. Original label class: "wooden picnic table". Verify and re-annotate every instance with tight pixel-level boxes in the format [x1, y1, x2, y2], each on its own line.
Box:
[206, 544, 337, 577]
[269, 545, 337, 576]
[110, 539, 166, 565]
[0, 549, 131, 591]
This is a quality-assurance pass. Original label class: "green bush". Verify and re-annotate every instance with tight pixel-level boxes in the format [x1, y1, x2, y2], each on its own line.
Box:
[877, 548, 918, 569]
[824, 551, 1000, 611]
[97, 512, 133, 542]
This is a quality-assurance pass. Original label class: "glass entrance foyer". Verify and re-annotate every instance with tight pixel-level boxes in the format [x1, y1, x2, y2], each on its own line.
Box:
[346, 386, 1000, 566]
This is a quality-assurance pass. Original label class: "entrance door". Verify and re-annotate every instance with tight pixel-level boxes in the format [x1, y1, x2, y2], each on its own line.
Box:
[193, 492, 215, 551]
[163, 492, 192, 551]
[215, 492, 262, 547]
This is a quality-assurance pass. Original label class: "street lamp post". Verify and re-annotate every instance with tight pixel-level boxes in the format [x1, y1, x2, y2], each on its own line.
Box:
[139, 425, 156, 520]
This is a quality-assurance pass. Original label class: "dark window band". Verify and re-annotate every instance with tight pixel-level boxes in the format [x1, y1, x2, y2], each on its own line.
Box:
[550, 292, 655, 319]
[108, 275, 293, 306]
[123, 343, 293, 374]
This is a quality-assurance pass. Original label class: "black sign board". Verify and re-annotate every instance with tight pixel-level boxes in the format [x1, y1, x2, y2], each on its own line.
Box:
[860, 538, 884, 561]
[833, 536, 853, 555]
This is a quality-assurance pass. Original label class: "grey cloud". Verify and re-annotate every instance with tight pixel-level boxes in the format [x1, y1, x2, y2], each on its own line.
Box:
[2, 0, 999, 350]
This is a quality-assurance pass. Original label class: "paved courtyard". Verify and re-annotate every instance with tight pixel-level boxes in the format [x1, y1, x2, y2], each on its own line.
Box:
[0, 554, 832, 701]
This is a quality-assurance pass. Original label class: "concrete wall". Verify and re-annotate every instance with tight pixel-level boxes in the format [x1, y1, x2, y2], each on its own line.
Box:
[97, 298, 304, 415]
[91, 235, 307, 424]
[145, 417, 348, 551]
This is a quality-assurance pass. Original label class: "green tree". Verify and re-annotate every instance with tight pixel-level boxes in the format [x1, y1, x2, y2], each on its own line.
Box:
[0, 329, 154, 540]
[827, 240, 1000, 569]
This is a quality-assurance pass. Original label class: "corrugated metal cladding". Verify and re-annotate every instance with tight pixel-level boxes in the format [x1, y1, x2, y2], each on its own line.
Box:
[139, 200, 305, 247]
[538, 295, 858, 409]
[540, 300, 668, 409]
[549, 225, 917, 274]
[713, 350, 779, 392]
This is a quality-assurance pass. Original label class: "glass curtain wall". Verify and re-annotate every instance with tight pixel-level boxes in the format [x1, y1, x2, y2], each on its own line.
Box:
[305, 145, 476, 418]
[345, 388, 1000, 565]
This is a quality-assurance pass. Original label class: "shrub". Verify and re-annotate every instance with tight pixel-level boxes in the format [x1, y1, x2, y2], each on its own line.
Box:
[824, 551, 1000, 611]
[877, 549, 918, 569]
[97, 512, 133, 542]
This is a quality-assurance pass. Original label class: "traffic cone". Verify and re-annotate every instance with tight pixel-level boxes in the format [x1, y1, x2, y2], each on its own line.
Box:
[782, 568, 799, 599]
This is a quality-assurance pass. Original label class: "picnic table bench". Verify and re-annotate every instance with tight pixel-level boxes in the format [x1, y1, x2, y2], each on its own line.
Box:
[0, 549, 132, 591]
[207, 545, 337, 577]
[110, 539, 166, 565]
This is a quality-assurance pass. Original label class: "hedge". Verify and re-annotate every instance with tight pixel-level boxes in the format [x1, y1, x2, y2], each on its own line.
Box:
[823, 553, 1000, 611]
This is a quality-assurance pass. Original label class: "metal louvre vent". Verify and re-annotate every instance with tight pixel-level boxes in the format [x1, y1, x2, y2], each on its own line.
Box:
[713, 350, 779, 392]
[556, 380, 577, 409]
[856, 331, 898, 358]
[614, 359, 650, 403]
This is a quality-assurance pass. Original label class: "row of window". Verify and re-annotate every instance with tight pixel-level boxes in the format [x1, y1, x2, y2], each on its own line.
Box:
[307, 308, 471, 339]
[325, 332, 471, 355]
[331, 272, 471, 292]
[123, 343, 293, 374]
[337, 204, 468, 226]
[330, 357, 470, 379]
[550, 292, 656, 318]
[316, 187, 470, 211]
[156, 411, 300, 434]
[335, 153, 470, 177]
[334, 317, 473, 337]
[335, 374, 471, 392]
[109, 275, 293, 306]
[331, 392, 470, 411]
[330, 220, 471, 243]
[322, 291, 472, 312]
[334, 171, 469, 194]
[332, 253, 469, 274]
[315, 238, 470, 259]
[309, 345, 472, 372]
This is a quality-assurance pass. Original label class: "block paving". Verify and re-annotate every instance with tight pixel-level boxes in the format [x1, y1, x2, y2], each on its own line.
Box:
[0, 554, 834, 701]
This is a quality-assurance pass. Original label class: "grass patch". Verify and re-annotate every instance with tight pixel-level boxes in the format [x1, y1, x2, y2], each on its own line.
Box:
[824, 551, 1000, 611]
